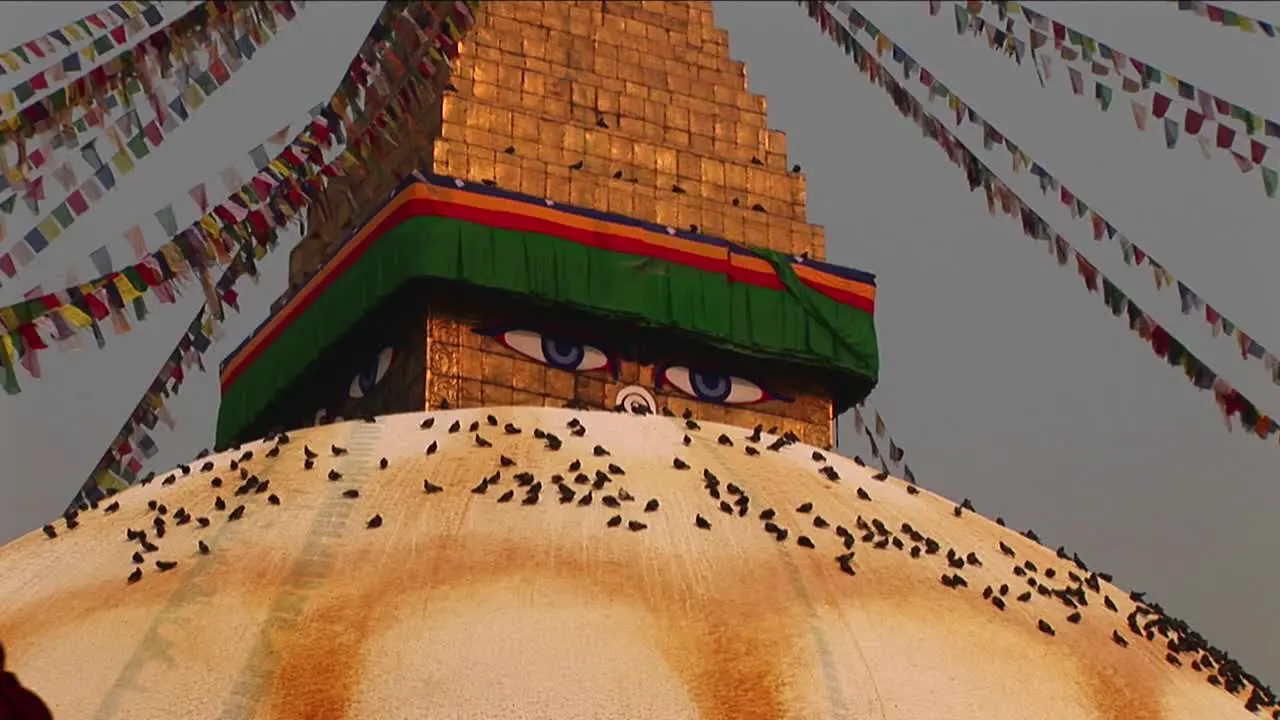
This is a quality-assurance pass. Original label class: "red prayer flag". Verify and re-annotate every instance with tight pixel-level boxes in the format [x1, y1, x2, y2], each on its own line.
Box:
[1217, 124, 1236, 149]
[1184, 109, 1206, 135]
[1151, 93, 1171, 119]
[1250, 139, 1267, 165]
[66, 190, 89, 215]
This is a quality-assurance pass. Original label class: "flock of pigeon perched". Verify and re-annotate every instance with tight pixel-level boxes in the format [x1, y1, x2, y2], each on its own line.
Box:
[5, 404, 1275, 717]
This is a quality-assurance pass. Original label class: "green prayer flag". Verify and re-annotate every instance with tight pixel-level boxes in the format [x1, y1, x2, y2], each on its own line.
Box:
[954, 5, 969, 34]
[93, 36, 114, 55]
[0, 355, 20, 395]
[13, 82, 34, 104]
[1262, 166, 1277, 198]
[0, 195, 15, 215]
[11, 47, 27, 64]
[50, 87, 67, 112]
[195, 71, 218, 96]
[126, 133, 150, 160]
[1095, 82, 1113, 111]
[51, 202, 75, 230]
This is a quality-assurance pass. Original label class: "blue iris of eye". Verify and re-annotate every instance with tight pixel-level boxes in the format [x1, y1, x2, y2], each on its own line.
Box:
[690, 371, 731, 402]
[541, 337, 585, 370]
[355, 364, 380, 396]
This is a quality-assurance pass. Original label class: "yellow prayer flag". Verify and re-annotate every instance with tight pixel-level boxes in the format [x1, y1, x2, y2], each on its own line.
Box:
[0, 308, 18, 331]
[875, 34, 891, 56]
[0, 91, 15, 114]
[161, 244, 189, 278]
[37, 216, 63, 242]
[200, 215, 222, 237]
[1240, 18, 1257, 33]
[0, 53, 19, 72]
[112, 150, 135, 174]
[268, 159, 291, 178]
[183, 84, 204, 110]
[113, 274, 143, 303]
[63, 24, 84, 42]
[0, 332, 15, 366]
[96, 469, 128, 491]
[60, 304, 93, 329]
[81, 46, 96, 63]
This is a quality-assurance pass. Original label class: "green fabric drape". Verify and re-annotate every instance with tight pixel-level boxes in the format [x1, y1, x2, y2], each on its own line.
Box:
[217, 217, 879, 444]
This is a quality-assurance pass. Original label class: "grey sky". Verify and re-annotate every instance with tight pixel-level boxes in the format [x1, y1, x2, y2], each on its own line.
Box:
[1, 0, 1277, 686]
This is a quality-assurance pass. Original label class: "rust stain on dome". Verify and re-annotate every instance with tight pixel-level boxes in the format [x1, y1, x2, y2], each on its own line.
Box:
[0, 408, 1269, 719]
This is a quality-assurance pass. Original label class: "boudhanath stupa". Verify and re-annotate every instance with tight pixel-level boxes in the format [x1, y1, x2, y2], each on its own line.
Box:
[0, 2, 1273, 718]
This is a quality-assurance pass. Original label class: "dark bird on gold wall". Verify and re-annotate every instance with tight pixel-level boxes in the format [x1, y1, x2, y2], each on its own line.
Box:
[366, 514, 383, 529]
[672, 457, 690, 470]
[671, 184, 686, 194]
[791, 164, 802, 173]
[569, 160, 584, 170]
[504, 146, 516, 155]
[613, 170, 623, 179]
[751, 156, 763, 165]
[596, 115, 609, 129]
[751, 203, 766, 213]
[342, 489, 360, 499]
[423, 480, 444, 494]
[695, 514, 711, 529]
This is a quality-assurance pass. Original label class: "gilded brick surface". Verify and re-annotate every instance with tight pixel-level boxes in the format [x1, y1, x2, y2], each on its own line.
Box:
[433, 0, 827, 261]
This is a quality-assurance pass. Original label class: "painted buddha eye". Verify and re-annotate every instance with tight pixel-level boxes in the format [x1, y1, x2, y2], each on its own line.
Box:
[658, 366, 782, 405]
[349, 347, 397, 399]
[487, 329, 615, 374]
